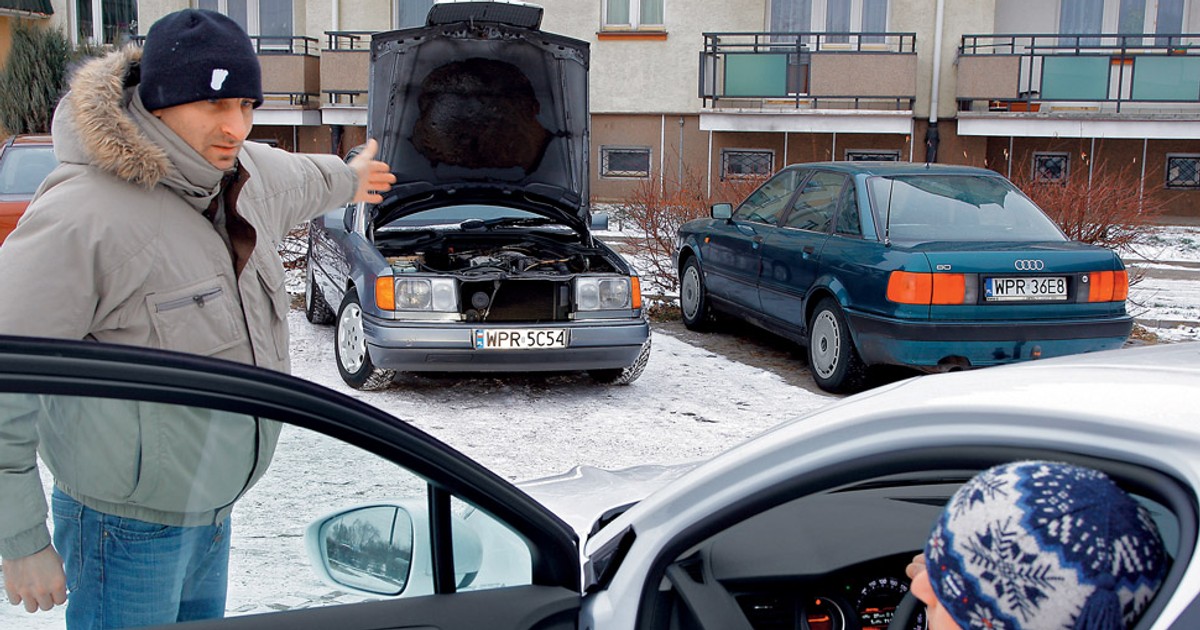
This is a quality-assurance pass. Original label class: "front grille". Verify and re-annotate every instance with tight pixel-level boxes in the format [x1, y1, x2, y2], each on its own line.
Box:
[461, 279, 570, 322]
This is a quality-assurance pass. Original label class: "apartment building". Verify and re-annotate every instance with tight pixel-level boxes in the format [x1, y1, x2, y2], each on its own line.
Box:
[17, 0, 1200, 216]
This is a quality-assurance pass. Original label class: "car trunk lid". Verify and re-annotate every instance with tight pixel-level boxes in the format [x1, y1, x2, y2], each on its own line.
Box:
[903, 241, 1127, 321]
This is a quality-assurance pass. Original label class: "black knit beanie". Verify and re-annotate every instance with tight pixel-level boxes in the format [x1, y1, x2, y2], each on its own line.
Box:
[139, 9, 263, 111]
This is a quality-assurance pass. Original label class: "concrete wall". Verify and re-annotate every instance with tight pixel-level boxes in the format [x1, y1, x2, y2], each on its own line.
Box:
[539, 0, 763, 114]
[993, 0, 1055, 34]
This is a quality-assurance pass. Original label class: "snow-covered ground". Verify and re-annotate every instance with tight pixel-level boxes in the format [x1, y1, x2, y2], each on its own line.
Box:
[1126, 225, 1200, 342]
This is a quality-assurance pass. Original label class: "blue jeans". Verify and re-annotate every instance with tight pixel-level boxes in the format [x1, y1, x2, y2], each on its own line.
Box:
[51, 488, 231, 630]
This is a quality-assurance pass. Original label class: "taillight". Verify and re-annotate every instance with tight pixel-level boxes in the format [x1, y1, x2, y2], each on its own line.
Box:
[1086, 270, 1128, 302]
[887, 271, 967, 305]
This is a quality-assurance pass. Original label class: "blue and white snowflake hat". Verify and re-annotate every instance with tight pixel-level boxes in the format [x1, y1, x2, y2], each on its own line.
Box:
[924, 461, 1167, 630]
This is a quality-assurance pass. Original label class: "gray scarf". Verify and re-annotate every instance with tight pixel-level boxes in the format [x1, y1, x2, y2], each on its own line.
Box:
[127, 90, 230, 213]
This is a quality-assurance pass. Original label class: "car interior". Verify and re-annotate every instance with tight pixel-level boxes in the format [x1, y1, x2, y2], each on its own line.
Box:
[639, 447, 1195, 630]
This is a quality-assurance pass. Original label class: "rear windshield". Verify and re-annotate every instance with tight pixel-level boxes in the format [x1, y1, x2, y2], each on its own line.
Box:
[867, 175, 1066, 243]
[0, 145, 57, 195]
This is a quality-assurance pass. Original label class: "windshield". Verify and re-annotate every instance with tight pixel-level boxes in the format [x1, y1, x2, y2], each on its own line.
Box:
[379, 204, 559, 230]
[867, 175, 1066, 243]
[0, 145, 57, 195]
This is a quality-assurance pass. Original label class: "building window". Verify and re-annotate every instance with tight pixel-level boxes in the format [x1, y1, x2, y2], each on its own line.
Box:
[845, 149, 900, 161]
[600, 147, 651, 178]
[1033, 153, 1070, 183]
[396, 0, 435, 29]
[198, 0, 292, 46]
[769, 0, 888, 41]
[1166, 155, 1200, 189]
[1110, 0, 1184, 44]
[1060, 0, 1104, 45]
[603, 0, 664, 29]
[75, 0, 137, 45]
[722, 149, 775, 180]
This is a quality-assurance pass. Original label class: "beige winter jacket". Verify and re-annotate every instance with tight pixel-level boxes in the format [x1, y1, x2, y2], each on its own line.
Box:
[0, 47, 358, 560]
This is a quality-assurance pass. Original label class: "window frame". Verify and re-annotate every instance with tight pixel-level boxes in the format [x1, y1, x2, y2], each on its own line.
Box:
[601, 0, 666, 31]
[1032, 152, 1071, 183]
[721, 149, 776, 181]
[1165, 154, 1200, 190]
[196, 0, 293, 48]
[73, 0, 138, 46]
[599, 146, 653, 179]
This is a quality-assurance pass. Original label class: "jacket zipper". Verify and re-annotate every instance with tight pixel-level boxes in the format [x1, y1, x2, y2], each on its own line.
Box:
[155, 287, 224, 312]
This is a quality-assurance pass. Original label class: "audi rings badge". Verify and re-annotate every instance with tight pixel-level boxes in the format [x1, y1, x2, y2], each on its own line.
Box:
[1014, 259, 1045, 271]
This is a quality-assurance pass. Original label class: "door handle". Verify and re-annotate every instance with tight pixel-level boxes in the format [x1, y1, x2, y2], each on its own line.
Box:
[803, 246, 816, 255]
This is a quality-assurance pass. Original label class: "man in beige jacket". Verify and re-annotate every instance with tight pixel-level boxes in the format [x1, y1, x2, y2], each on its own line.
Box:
[0, 9, 395, 628]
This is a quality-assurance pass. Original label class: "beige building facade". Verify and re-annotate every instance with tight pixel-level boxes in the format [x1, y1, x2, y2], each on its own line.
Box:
[17, 0, 1200, 216]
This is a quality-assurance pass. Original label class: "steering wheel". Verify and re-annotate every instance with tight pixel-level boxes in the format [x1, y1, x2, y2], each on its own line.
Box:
[886, 591, 922, 630]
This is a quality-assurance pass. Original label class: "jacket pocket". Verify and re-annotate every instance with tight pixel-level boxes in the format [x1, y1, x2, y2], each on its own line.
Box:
[146, 276, 245, 357]
[254, 254, 291, 363]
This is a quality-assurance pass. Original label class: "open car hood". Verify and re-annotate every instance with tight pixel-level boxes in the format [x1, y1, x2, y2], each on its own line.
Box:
[367, 3, 590, 232]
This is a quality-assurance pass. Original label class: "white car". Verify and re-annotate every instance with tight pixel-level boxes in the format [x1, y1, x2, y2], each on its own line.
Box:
[2, 334, 1197, 630]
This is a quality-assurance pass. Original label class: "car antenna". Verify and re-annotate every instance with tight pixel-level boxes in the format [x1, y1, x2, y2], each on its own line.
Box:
[883, 178, 895, 247]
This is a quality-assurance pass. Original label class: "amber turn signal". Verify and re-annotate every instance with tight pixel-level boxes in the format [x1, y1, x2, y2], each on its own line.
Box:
[375, 277, 395, 310]
[631, 276, 642, 310]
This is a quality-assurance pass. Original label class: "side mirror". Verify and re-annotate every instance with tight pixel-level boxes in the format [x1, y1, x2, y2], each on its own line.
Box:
[305, 499, 485, 598]
[308, 504, 416, 596]
[590, 212, 610, 231]
[711, 203, 733, 220]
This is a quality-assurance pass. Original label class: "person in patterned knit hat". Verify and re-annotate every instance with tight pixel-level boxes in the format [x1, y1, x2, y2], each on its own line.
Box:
[908, 461, 1168, 630]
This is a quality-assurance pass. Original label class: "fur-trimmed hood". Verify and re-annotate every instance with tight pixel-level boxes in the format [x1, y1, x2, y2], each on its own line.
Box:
[53, 46, 171, 188]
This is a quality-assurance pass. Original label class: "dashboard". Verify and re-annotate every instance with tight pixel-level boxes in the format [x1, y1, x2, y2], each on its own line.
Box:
[731, 553, 927, 630]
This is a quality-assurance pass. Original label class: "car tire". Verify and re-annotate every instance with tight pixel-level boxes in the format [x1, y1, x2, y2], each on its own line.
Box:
[807, 297, 866, 394]
[589, 336, 651, 385]
[680, 257, 712, 331]
[305, 259, 335, 325]
[335, 291, 395, 390]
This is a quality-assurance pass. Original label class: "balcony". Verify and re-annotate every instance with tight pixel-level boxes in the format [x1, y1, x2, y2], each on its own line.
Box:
[698, 32, 917, 136]
[699, 32, 917, 111]
[319, 31, 374, 126]
[252, 36, 321, 110]
[958, 33, 1200, 114]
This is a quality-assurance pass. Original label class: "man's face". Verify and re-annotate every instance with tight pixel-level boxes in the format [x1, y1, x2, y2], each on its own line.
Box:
[153, 98, 255, 170]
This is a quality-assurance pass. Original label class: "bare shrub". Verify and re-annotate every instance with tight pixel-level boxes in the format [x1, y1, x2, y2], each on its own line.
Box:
[279, 224, 308, 270]
[619, 170, 765, 293]
[1009, 161, 1167, 251]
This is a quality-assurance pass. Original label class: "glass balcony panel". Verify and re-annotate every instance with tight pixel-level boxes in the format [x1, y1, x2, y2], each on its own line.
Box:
[1132, 56, 1200, 101]
[1041, 56, 1109, 100]
[724, 54, 790, 98]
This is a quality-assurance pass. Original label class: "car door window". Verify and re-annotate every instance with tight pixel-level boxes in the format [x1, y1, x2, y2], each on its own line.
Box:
[834, 183, 863, 237]
[782, 171, 845, 233]
[733, 170, 802, 226]
[0, 391, 538, 627]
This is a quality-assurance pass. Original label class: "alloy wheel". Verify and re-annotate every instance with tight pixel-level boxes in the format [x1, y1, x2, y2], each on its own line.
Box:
[338, 303, 367, 374]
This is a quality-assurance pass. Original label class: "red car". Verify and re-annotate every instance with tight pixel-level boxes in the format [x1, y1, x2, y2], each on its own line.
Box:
[0, 134, 56, 246]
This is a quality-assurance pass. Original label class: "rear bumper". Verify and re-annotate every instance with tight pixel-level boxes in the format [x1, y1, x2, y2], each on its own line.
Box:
[363, 316, 651, 372]
[848, 312, 1133, 368]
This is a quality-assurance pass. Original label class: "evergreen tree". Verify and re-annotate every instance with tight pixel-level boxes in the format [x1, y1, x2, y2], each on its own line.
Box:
[0, 20, 73, 135]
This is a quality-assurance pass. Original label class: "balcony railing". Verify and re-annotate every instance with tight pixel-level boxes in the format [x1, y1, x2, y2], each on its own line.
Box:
[322, 31, 376, 105]
[700, 31, 917, 110]
[958, 33, 1200, 113]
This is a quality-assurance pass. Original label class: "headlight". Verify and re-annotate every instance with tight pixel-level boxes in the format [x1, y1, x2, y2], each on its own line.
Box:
[575, 276, 631, 311]
[378, 277, 458, 312]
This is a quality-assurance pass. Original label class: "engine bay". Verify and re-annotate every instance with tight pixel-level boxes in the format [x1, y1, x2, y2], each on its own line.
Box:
[380, 235, 619, 278]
